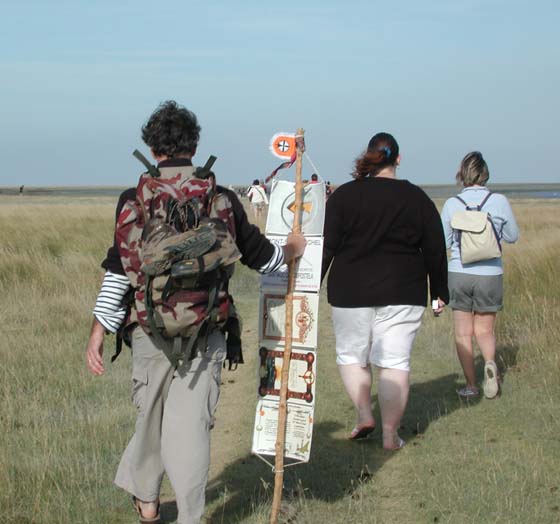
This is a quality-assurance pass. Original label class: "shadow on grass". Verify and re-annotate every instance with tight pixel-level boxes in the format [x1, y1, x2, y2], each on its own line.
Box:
[200, 373, 469, 523]
[494, 343, 520, 382]
[159, 345, 521, 523]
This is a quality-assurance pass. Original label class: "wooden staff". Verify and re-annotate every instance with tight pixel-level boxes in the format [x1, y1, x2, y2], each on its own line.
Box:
[270, 128, 305, 524]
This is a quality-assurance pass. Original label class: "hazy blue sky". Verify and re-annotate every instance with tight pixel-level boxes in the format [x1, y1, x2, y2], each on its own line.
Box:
[1, 0, 558, 187]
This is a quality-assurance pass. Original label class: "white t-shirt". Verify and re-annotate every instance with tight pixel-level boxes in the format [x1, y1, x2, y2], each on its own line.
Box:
[247, 185, 268, 205]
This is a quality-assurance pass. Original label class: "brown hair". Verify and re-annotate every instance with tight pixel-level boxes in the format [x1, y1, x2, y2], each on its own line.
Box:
[353, 132, 399, 179]
[456, 151, 489, 187]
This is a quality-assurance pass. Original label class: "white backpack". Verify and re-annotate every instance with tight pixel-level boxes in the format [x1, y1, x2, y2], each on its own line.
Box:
[450, 193, 501, 264]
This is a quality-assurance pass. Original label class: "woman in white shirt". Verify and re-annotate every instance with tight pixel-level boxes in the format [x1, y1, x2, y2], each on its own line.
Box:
[247, 179, 268, 219]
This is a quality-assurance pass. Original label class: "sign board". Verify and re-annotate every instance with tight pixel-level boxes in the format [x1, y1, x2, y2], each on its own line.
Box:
[261, 235, 323, 292]
[251, 399, 314, 462]
[269, 132, 297, 160]
[265, 180, 325, 237]
[257, 346, 317, 405]
[259, 290, 319, 349]
[252, 164, 325, 465]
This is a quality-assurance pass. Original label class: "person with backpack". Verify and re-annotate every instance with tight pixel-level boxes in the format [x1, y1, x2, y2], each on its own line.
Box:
[246, 178, 268, 219]
[321, 132, 448, 450]
[85, 101, 306, 524]
[441, 151, 519, 400]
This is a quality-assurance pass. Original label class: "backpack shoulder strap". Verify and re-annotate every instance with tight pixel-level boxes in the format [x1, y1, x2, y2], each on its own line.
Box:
[454, 195, 468, 207]
[133, 149, 160, 178]
[477, 191, 493, 211]
[455, 192, 493, 211]
[194, 155, 218, 179]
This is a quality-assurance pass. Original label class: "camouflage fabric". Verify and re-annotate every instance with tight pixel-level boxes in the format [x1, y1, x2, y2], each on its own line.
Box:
[116, 164, 241, 354]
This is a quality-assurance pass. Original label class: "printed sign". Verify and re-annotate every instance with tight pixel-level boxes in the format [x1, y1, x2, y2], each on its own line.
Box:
[252, 399, 314, 462]
[253, 150, 325, 465]
[265, 180, 325, 237]
[257, 346, 317, 405]
[259, 290, 319, 349]
[261, 235, 323, 292]
[269, 132, 297, 160]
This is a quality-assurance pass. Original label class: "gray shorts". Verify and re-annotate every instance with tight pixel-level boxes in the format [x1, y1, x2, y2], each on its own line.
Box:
[448, 272, 503, 313]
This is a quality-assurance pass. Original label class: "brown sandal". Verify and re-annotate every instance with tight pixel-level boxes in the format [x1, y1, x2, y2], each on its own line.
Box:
[132, 496, 161, 524]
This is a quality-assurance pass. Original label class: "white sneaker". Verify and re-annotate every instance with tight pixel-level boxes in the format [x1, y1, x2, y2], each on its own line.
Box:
[483, 360, 499, 399]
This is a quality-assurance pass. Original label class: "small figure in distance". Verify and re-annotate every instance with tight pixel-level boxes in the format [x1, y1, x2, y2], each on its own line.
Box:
[325, 181, 333, 199]
[247, 178, 268, 220]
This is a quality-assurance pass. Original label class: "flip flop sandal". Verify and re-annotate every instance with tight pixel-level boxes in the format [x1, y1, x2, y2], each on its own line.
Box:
[457, 386, 480, 399]
[349, 425, 376, 440]
[132, 496, 161, 524]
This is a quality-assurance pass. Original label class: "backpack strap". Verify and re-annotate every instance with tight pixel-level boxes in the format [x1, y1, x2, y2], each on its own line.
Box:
[454, 195, 468, 207]
[176, 322, 208, 377]
[455, 192, 493, 211]
[111, 333, 124, 363]
[477, 192, 493, 211]
[133, 149, 161, 178]
[194, 155, 217, 179]
[224, 306, 243, 370]
[144, 275, 181, 367]
[145, 274, 216, 374]
[110, 286, 135, 363]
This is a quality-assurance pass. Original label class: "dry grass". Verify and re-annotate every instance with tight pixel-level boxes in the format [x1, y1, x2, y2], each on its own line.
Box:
[1, 195, 559, 524]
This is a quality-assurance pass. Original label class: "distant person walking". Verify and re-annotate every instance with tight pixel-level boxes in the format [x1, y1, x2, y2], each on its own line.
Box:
[19, 185, 24, 195]
[322, 132, 448, 450]
[325, 181, 333, 199]
[441, 151, 519, 399]
[247, 179, 268, 219]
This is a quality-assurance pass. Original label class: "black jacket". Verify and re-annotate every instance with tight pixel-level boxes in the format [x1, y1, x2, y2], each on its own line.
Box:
[322, 177, 449, 307]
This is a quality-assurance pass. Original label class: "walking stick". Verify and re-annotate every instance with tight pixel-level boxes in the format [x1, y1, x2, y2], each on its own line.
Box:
[270, 129, 305, 524]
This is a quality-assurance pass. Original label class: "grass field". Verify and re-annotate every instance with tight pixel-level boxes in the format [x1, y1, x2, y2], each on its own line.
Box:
[1, 195, 559, 524]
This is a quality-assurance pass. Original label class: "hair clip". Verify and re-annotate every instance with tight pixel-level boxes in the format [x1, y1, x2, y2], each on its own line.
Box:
[379, 146, 391, 158]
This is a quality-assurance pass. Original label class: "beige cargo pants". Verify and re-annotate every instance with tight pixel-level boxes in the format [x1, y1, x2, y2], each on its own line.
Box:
[114, 326, 226, 524]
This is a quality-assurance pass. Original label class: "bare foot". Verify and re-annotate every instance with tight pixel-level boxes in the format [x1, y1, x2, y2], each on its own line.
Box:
[349, 416, 376, 440]
[134, 497, 160, 520]
[356, 414, 376, 429]
[382, 433, 405, 451]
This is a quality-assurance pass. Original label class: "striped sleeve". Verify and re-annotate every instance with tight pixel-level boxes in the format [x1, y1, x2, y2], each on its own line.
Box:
[93, 271, 131, 333]
[258, 243, 285, 274]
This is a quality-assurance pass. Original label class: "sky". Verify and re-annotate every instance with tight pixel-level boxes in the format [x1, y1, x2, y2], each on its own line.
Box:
[1, 0, 559, 187]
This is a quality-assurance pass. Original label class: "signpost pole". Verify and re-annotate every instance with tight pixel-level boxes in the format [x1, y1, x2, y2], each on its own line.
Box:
[270, 129, 305, 524]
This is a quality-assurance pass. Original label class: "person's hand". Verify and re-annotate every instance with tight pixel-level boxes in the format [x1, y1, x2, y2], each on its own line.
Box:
[432, 297, 446, 316]
[86, 318, 106, 376]
[283, 232, 307, 261]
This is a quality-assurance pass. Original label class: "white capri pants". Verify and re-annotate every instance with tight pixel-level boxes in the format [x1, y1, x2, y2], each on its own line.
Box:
[332, 305, 425, 371]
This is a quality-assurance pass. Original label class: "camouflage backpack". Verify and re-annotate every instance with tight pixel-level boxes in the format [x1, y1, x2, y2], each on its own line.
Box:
[116, 150, 242, 372]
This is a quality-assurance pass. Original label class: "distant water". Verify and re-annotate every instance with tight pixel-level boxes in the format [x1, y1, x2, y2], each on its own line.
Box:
[1, 183, 559, 199]
[0, 187, 128, 197]
[422, 184, 560, 200]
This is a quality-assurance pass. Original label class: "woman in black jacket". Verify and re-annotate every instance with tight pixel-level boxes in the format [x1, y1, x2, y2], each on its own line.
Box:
[322, 132, 448, 449]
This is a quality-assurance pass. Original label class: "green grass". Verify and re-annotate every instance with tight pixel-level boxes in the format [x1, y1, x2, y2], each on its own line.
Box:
[1, 195, 559, 523]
